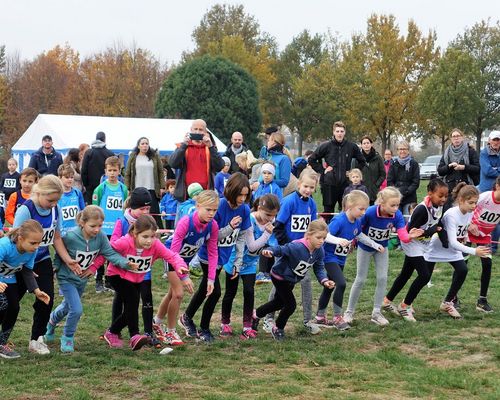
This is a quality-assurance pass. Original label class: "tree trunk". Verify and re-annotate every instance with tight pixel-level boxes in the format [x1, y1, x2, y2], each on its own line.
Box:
[297, 132, 303, 157]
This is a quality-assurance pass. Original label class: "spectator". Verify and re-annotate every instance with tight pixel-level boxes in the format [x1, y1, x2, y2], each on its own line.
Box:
[81, 132, 115, 205]
[214, 157, 231, 197]
[292, 150, 313, 178]
[259, 126, 279, 159]
[236, 150, 260, 181]
[355, 136, 385, 205]
[63, 148, 84, 192]
[224, 131, 248, 174]
[380, 149, 393, 190]
[478, 130, 500, 193]
[124, 136, 165, 227]
[168, 119, 224, 202]
[28, 134, 63, 176]
[263, 132, 292, 190]
[387, 140, 420, 215]
[438, 128, 480, 210]
[308, 121, 366, 215]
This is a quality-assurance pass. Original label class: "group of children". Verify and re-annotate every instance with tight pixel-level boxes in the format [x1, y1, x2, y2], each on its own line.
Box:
[0, 154, 498, 358]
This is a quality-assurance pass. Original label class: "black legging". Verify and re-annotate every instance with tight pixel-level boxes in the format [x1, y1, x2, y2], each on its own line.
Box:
[148, 190, 163, 228]
[466, 251, 492, 298]
[221, 272, 255, 328]
[16, 258, 54, 340]
[317, 262, 346, 314]
[256, 276, 296, 330]
[184, 262, 221, 330]
[322, 184, 347, 221]
[0, 283, 20, 345]
[426, 260, 468, 302]
[386, 255, 432, 305]
[108, 275, 142, 337]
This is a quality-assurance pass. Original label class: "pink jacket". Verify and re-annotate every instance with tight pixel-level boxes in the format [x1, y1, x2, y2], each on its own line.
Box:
[103, 234, 187, 283]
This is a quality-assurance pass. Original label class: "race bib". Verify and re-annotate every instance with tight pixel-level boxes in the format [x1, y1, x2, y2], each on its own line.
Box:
[290, 215, 311, 233]
[456, 224, 469, 239]
[75, 250, 99, 271]
[106, 196, 123, 210]
[367, 227, 391, 241]
[0, 193, 4, 208]
[478, 210, 500, 225]
[293, 260, 313, 277]
[219, 228, 240, 247]
[334, 241, 351, 256]
[61, 206, 79, 221]
[3, 178, 17, 189]
[127, 255, 153, 274]
[178, 243, 200, 259]
[40, 227, 56, 247]
[0, 262, 22, 277]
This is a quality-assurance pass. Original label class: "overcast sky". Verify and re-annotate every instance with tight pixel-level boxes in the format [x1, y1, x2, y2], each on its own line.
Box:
[1, 0, 499, 63]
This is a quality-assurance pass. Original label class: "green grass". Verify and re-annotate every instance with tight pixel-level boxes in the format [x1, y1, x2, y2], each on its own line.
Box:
[2, 182, 499, 399]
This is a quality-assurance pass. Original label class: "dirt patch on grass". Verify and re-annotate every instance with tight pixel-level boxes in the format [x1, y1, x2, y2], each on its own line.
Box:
[402, 343, 494, 368]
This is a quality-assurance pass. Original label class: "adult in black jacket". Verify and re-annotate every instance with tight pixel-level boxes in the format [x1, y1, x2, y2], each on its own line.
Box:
[387, 140, 420, 215]
[28, 135, 63, 176]
[308, 121, 366, 216]
[355, 136, 385, 205]
[81, 131, 115, 204]
[437, 128, 480, 210]
[224, 131, 248, 174]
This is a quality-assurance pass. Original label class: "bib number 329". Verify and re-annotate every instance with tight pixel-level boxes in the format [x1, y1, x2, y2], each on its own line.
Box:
[291, 215, 311, 233]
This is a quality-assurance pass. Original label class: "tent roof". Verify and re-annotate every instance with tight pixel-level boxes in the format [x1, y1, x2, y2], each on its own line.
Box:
[12, 114, 227, 154]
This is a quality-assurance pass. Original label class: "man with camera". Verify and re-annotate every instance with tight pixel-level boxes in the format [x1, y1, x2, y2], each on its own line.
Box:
[168, 119, 225, 202]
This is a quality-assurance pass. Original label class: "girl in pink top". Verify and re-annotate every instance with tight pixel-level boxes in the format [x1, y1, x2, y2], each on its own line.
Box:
[102, 215, 189, 351]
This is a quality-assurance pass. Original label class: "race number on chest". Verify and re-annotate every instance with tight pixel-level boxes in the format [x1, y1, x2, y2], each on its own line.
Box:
[291, 215, 311, 233]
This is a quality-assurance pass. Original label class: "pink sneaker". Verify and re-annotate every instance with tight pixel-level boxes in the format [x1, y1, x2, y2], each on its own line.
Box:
[104, 330, 123, 348]
[129, 334, 149, 351]
[219, 323, 233, 338]
[240, 328, 258, 340]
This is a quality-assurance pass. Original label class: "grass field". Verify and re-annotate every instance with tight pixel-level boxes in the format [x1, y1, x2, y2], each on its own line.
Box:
[2, 184, 499, 399]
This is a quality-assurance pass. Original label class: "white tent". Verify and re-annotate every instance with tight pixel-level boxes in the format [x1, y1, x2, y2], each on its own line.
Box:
[11, 114, 227, 170]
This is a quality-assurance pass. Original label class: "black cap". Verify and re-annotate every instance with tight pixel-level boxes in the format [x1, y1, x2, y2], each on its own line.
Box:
[265, 126, 278, 135]
[96, 131, 106, 141]
[130, 187, 152, 209]
[42, 134, 53, 141]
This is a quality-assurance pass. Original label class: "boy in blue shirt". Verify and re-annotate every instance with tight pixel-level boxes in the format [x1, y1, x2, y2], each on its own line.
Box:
[92, 156, 128, 292]
[160, 179, 177, 229]
[57, 164, 85, 237]
[214, 157, 231, 197]
[252, 162, 282, 203]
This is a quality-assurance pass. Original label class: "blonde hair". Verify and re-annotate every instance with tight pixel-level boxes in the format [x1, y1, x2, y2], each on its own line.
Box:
[196, 190, 220, 207]
[7, 158, 18, 166]
[235, 150, 257, 169]
[375, 186, 402, 205]
[299, 168, 319, 184]
[348, 168, 363, 180]
[306, 219, 328, 236]
[76, 205, 104, 226]
[344, 190, 369, 210]
[8, 220, 43, 242]
[58, 163, 76, 178]
[32, 175, 64, 200]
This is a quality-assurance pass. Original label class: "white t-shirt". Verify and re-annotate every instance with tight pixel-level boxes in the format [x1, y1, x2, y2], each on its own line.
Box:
[134, 154, 155, 190]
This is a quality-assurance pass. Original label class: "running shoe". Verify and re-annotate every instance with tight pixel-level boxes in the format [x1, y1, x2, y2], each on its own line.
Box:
[60, 335, 74, 353]
[303, 320, 321, 334]
[240, 328, 258, 340]
[440, 301, 462, 319]
[314, 316, 334, 329]
[130, 334, 149, 351]
[451, 296, 461, 310]
[145, 333, 162, 349]
[197, 328, 215, 344]
[152, 322, 167, 342]
[179, 313, 197, 337]
[219, 323, 233, 338]
[95, 281, 105, 293]
[382, 299, 400, 316]
[165, 330, 184, 346]
[343, 311, 354, 325]
[398, 303, 417, 322]
[271, 327, 285, 341]
[370, 312, 389, 326]
[28, 336, 50, 355]
[103, 330, 124, 348]
[262, 317, 274, 333]
[476, 297, 493, 313]
[0, 344, 20, 359]
[332, 315, 350, 331]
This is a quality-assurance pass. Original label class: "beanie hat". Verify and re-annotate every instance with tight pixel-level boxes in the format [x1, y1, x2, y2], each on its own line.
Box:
[187, 182, 203, 198]
[96, 131, 106, 142]
[222, 156, 231, 166]
[130, 187, 152, 209]
[261, 163, 275, 176]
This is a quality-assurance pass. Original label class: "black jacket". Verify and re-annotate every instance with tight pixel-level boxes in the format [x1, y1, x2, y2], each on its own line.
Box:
[81, 140, 115, 194]
[308, 139, 366, 187]
[28, 147, 63, 176]
[387, 159, 420, 205]
[224, 143, 249, 174]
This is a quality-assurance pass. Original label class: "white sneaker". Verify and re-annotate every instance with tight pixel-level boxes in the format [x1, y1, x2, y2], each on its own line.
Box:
[440, 301, 462, 319]
[304, 320, 321, 335]
[371, 312, 389, 326]
[262, 318, 275, 334]
[28, 336, 50, 355]
[397, 303, 417, 322]
[343, 311, 354, 324]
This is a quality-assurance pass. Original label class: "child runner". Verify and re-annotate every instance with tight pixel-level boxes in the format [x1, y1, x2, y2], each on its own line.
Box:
[269, 169, 319, 334]
[424, 184, 490, 319]
[383, 178, 449, 322]
[92, 156, 128, 293]
[214, 157, 231, 197]
[45, 206, 136, 353]
[220, 194, 279, 340]
[252, 220, 335, 341]
[342, 168, 368, 198]
[344, 187, 424, 326]
[160, 179, 177, 229]
[0, 220, 49, 359]
[57, 164, 85, 237]
[154, 190, 219, 346]
[179, 172, 251, 343]
[468, 176, 500, 312]
[13, 175, 77, 354]
[0, 158, 21, 224]
[102, 215, 189, 350]
[315, 190, 382, 330]
[252, 163, 283, 203]
[176, 182, 204, 223]
[5, 167, 38, 226]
